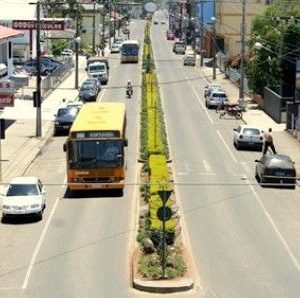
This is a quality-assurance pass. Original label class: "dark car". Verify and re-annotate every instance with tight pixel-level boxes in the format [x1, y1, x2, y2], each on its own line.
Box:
[255, 154, 297, 188]
[79, 82, 98, 102]
[84, 78, 101, 94]
[54, 105, 80, 135]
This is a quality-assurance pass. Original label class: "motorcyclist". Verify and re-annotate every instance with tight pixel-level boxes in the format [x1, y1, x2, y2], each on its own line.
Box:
[126, 80, 133, 97]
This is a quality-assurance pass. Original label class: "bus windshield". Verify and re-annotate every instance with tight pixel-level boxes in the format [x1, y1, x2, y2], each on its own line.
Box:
[68, 139, 123, 169]
[89, 64, 105, 73]
[121, 44, 139, 56]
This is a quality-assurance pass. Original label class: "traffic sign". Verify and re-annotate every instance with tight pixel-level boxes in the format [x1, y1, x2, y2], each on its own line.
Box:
[157, 206, 172, 221]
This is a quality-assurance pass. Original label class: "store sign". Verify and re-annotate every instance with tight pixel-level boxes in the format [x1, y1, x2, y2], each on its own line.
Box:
[12, 20, 65, 31]
[0, 93, 14, 107]
[0, 80, 15, 107]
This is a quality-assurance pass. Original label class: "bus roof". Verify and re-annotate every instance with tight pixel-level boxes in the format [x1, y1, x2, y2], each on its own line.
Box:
[121, 40, 139, 45]
[70, 102, 126, 136]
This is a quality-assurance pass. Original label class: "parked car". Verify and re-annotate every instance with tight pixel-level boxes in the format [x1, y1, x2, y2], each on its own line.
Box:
[1, 176, 46, 221]
[84, 77, 101, 93]
[255, 154, 297, 188]
[173, 41, 186, 54]
[23, 58, 60, 76]
[166, 30, 174, 40]
[205, 59, 216, 68]
[53, 104, 81, 135]
[183, 52, 196, 66]
[122, 28, 130, 35]
[61, 48, 73, 57]
[204, 83, 223, 97]
[205, 90, 228, 109]
[160, 19, 166, 24]
[233, 125, 264, 150]
[23, 60, 46, 76]
[111, 43, 121, 53]
[79, 82, 98, 102]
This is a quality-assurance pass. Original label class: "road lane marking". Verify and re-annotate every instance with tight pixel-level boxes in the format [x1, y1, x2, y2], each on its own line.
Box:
[216, 130, 237, 163]
[187, 77, 214, 124]
[247, 180, 300, 272]
[202, 159, 212, 172]
[22, 196, 60, 289]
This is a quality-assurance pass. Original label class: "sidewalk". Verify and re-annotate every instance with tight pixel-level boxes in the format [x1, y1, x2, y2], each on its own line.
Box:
[199, 61, 300, 174]
[0, 55, 88, 184]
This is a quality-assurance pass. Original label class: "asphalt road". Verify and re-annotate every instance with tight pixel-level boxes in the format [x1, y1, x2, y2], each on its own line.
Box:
[0, 20, 144, 298]
[151, 19, 300, 298]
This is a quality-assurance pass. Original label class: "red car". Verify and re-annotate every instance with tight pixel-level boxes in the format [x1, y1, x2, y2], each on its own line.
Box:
[166, 31, 174, 40]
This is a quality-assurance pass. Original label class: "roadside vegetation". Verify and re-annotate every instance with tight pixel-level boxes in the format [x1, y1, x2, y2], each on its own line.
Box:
[136, 21, 187, 280]
[245, 2, 300, 95]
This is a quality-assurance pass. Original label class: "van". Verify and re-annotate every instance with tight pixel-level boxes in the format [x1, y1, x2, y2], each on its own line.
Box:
[88, 62, 108, 85]
[86, 56, 109, 75]
[173, 41, 186, 54]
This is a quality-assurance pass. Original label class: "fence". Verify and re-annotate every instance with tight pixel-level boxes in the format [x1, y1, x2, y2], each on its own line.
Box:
[41, 57, 74, 99]
[225, 67, 250, 95]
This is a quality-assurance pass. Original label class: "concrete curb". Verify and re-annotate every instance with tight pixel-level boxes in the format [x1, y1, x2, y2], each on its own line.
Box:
[132, 249, 194, 294]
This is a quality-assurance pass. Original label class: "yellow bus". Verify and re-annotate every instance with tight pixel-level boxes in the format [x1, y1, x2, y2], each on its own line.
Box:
[63, 102, 128, 193]
[120, 40, 139, 63]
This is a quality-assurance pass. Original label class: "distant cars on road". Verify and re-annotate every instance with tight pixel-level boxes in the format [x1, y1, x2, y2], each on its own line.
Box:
[183, 52, 196, 66]
[1, 176, 46, 221]
[79, 80, 99, 102]
[255, 154, 297, 188]
[233, 125, 264, 150]
[111, 43, 121, 53]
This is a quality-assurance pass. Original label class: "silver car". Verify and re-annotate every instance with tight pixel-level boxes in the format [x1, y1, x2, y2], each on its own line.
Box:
[233, 125, 264, 150]
[255, 154, 297, 188]
[205, 90, 228, 109]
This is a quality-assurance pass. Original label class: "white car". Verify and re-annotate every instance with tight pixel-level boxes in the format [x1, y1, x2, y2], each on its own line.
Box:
[61, 48, 73, 56]
[205, 90, 228, 109]
[111, 43, 120, 53]
[2, 177, 46, 220]
[233, 125, 264, 150]
[204, 83, 223, 97]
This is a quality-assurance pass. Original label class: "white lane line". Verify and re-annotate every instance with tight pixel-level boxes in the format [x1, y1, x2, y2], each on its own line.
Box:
[186, 75, 214, 124]
[248, 182, 300, 272]
[216, 130, 237, 163]
[202, 159, 212, 172]
[22, 196, 60, 289]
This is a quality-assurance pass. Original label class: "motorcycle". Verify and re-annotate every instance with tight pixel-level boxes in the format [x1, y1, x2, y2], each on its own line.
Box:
[219, 104, 242, 119]
[126, 88, 133, 98]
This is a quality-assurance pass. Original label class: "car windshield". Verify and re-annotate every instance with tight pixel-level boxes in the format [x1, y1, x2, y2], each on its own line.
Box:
[243, 128, 260, 135]
[80, 85, 94, 91]
[89, 64, 105, 72]
[57, 107, 78, 117]
[213, 93, 226, 98]
[68, 140, 123, 169]
[7, 184, 39, 196]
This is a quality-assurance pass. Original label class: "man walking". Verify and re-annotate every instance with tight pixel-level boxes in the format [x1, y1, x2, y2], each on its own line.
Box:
[263, 128, 277, 154]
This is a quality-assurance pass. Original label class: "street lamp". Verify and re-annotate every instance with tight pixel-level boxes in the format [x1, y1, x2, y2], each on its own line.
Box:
[75, 36, 81, 89]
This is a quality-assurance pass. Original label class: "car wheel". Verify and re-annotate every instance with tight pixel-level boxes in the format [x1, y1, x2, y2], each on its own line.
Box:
[235, 140, 240, 150]
[36, 211, 43, 221]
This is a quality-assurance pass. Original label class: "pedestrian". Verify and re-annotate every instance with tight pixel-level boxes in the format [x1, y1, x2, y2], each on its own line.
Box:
[263, 128, 277, 154]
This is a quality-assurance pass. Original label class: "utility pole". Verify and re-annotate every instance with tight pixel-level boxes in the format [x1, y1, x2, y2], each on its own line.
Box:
[109, 1, 112, 49]
[102, 9, 105, 56]
[75, 10, 79, 89]
[92, 0, 96, 54]
[29, 1, 42, 137]
[200, 1, 204, 66]
[239, 0, 246, 110]
[212, 0, 216, 80]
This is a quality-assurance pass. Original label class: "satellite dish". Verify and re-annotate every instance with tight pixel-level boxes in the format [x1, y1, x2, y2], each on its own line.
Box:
[144, 2, 157, 13]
